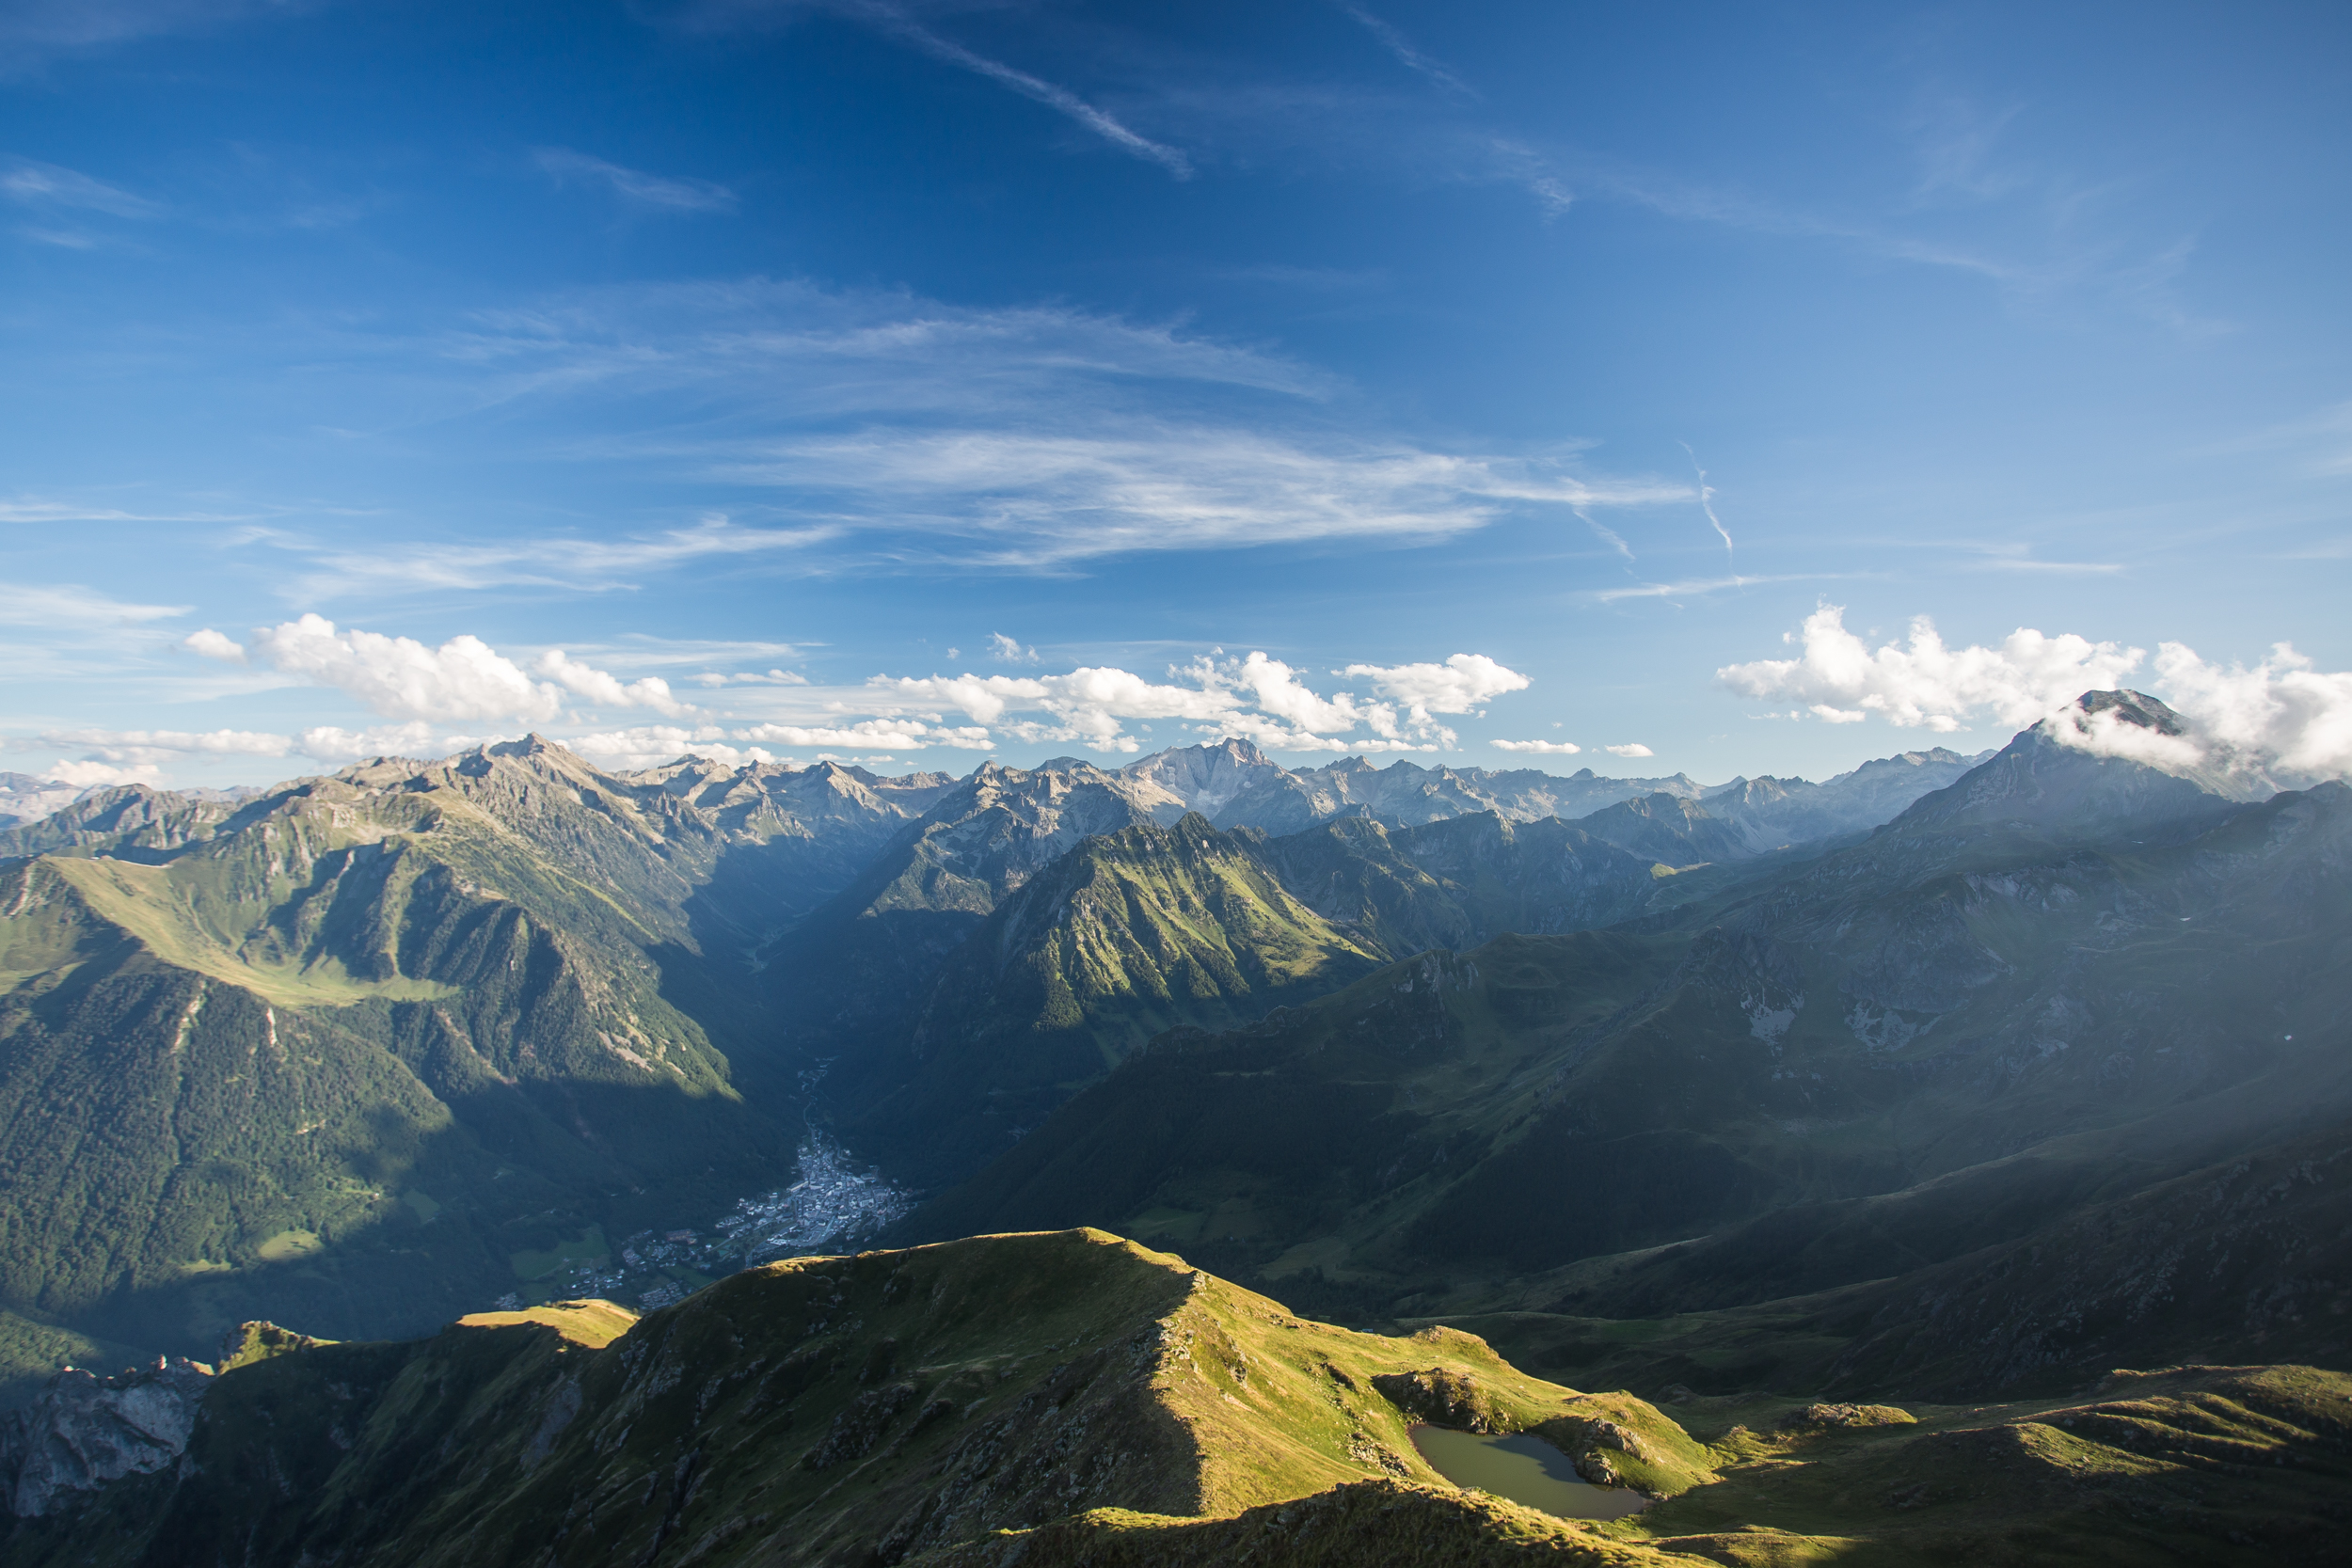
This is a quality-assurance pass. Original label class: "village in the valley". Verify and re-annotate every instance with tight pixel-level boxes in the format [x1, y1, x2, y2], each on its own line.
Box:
[489, 1136, 914, 1313]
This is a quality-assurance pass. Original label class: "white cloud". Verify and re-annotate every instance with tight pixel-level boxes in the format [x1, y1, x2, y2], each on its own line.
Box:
[1603, 743, 1655, 758]
[864, 8, 1194, 180]
[872, 647, 1532, 755]
[1491, 738, 1581, 754]
[567, 725, 775, 771]
[0, 582, 186, 629]
[40, 727, 291, 764]
[1723, 606, 2352, 784]
[532, 149, 737, 214]
[876, 666, 1234, 752]
[2144, 641, 2352, 784]
[284, 516, 834, 601]
[1339, 3, 1473, 96]
[1592, 574, 1812, 604]
[1718, 604, 2144, 734]
[242, 615, 681, 726]
[250, 614, 564, 723]
[691, 668, 808, 687]
[988, 632, 1040, 664]
[295, 721, 446, 764]
[1, 157, 159, 218]
[730, 431, 1691, 564]
[39, 758, 161, 788]
[737, 719, 992, 752]
[532, 650, 689, 716]
[1343, 654, 1530, 719]
[184, 627, 247, 662]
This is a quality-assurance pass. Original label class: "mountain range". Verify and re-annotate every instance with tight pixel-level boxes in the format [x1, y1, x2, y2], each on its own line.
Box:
[8, 706, 2348, 1561]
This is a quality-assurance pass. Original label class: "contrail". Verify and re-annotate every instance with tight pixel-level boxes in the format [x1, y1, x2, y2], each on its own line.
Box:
[857, 3, 1193, 180]
[1680, 441, 1733, 562]
[1574, 505, 1633, 562]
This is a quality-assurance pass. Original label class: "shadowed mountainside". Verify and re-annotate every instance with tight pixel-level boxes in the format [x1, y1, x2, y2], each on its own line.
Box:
[7, 1231, 2344, 1568]
[900, 701, 2352, 1400]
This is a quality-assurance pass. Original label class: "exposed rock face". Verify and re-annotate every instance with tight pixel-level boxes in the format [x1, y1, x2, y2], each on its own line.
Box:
[0, 1355, 212, 1516]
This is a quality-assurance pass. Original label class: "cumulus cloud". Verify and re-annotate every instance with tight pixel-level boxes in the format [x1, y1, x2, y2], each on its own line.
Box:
[249, 615, 562, 723]
[295, 721, 448, 764]
[988, 632, 1040, 664]
[872, 648, 1531, 755]
[40, 727, 291, 764]
[876, 666, 1236, 752]
[691, 668, 808, 687]
[1718, 604, 2143, 734]
[2146, 641, 2352, 784]
[1344, 654, 1531, 719]
[40, 758, 162, 788]
[567, 725, 775, 771]
[1603, 743, 1655, 758]
[1721, 605, 2352, 784]
[1491, 738, 1581, 754]
[183, 627, 247, 662]
[241, 615, 686, 725]
[532, 650, 690, 715]
[738, 719, 993, 751]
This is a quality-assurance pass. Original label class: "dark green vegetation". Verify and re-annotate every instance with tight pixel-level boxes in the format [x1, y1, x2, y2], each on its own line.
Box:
[2, 731, 1861, 1392]
[10, 703, 2352, 1561]
[904, 711, 2352, 1408]
[0, 741, 954, 1369]
[8, 1233, 2345, 1567]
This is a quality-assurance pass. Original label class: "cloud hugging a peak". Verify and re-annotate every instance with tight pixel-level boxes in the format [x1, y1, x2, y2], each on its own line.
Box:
[1721, 604, 2352, 784]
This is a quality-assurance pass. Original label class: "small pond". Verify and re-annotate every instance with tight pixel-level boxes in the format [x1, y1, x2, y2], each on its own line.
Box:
[1407, 1426, 1649, 1521]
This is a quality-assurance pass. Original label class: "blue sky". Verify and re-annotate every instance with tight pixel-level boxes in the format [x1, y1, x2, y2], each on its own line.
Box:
[4, 0, 2348, 790]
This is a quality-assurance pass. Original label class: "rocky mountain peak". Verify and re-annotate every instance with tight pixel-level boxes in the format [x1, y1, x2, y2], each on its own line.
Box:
[2073, 687, 2188, 736]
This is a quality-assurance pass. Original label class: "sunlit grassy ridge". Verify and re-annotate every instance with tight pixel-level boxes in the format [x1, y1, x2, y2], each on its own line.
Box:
[9, 1233, 2346, 1566]
[0, 1230, 1716, 1566]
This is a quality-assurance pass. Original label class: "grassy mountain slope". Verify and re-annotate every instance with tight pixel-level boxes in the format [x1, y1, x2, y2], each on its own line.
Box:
[0, 737, 971, 1370]
[847, 816, 1389, 1182]
[758, 764, 1171, 1107]
[1257, 812, 1668, 955]
[11, 1232, 2346, 1568]
[898, 709, 2352, 1399]
[0, 1230, 1712, 1566]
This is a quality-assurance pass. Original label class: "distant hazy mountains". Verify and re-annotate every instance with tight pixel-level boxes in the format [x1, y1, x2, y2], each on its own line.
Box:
[905, 696, 2352, 1397]
[0, 725, 2043, 1387]
[8, 702, 2352, 1563]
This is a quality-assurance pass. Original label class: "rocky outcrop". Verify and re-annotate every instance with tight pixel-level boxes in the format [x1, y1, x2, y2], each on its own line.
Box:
[0, 1355, 212, 1517]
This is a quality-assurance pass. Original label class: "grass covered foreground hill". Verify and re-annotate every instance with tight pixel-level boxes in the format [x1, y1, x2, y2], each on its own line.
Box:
[902, 699, 2352, 1398]
[8, 1229, 2345, 1567]
[0, 737, 962, 1374]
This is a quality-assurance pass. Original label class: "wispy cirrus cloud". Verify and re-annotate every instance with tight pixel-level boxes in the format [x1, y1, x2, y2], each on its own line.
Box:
[0, 0, 312, 55]
[532, 149, 738, 214]
[2, 156, 160, 217]
[1337, 4, 1473, 98]
[299, 278, 1689, 568]
[862, 5, 1192, 180]
[658, 1, 1191, 179]
[1589, 573, 1813, 604]
[0, 582, 187, 629]
[272, 515, 835, 600]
